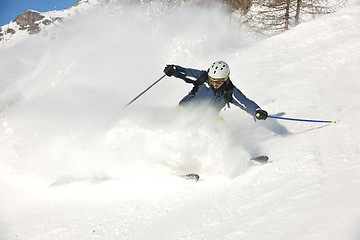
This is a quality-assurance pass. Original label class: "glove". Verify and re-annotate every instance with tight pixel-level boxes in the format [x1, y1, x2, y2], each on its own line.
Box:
[255, 109, 268, 120]
[163, 65, 176, 77]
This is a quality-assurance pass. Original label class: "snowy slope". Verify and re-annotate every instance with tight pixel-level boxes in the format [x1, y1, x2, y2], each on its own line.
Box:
[1, 1, 360, 240]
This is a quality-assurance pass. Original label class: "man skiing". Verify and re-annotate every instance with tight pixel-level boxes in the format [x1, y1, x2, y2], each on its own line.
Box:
[163, 61, 268, 121]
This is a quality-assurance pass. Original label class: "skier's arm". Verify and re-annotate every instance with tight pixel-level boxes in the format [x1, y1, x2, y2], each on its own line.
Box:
[231, 87, 261, 117]
[164, 64, 205, 84]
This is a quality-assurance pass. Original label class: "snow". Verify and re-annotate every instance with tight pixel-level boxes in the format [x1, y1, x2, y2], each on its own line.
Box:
[1, 0, 360, 239]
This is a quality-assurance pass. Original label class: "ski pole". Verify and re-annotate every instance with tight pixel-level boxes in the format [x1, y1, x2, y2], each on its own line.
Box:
[123, 74, 166, 108]
[268, 115, 336, 124]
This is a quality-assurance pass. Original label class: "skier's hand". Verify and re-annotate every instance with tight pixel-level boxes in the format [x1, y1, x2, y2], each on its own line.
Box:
[255, 109, 268, 120]
[164, 65, 176, 77]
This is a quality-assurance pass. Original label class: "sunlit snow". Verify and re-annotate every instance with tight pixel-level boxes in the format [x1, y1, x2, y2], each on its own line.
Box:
[1, 1, 360, 239]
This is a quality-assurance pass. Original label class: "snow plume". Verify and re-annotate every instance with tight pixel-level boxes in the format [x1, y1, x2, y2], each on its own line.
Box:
[0, 0, 257, 183]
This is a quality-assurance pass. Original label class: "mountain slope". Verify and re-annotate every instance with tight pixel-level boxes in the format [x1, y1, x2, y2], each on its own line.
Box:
[0, 0, 97, 44]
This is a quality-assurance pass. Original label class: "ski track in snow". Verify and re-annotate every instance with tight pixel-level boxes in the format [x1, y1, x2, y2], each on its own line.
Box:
[1, 1, 360, 239]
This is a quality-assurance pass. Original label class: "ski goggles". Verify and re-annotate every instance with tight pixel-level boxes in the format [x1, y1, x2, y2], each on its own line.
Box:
[208, 76, 229, 85]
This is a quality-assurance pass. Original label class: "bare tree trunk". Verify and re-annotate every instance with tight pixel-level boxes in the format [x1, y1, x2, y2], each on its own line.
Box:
[284, 0, 290, 30]
[295, 0, 301, 25]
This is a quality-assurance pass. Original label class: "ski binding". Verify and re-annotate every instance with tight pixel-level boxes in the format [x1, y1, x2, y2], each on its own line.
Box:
[250, 155, 269, 164]
[181, 173, 200, 182]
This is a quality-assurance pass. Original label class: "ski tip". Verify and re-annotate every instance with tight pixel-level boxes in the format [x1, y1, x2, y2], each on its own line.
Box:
[181, 173, 200, 182]
[250, 155, 269, 164]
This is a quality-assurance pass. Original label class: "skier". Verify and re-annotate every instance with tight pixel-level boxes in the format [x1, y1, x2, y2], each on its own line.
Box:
[163, 61, 268, 121]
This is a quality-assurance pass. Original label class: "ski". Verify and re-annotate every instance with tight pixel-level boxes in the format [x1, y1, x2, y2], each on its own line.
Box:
[250, 155, 269, 164]
[181, 173, 200, 182]
[179, 156, 268, 181]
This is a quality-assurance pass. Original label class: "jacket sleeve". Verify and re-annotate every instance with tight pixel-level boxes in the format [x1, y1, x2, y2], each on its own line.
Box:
[231, 87, 260, 117]
[172, 65, 206, 84]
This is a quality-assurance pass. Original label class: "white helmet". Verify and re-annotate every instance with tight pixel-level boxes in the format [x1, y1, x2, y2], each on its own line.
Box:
[208, 61, 230, 80]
